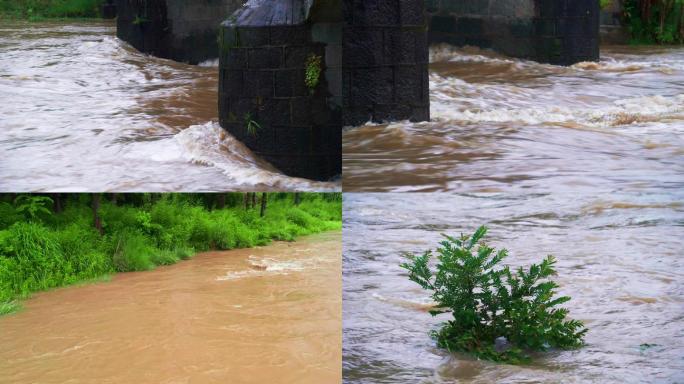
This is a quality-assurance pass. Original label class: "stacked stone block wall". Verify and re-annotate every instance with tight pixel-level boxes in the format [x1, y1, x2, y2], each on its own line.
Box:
[102, 0, 117, 19]
[534, 0, 600, 64]
[426, 0, 599, 65]
[342, 0, 430, 126]
[600, 0, 629, 44]
[218, 16, 342, 180]
[116, 0, 244, 64]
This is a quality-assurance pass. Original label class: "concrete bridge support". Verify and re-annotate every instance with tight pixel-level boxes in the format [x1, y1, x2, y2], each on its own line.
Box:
[116, 0, 245, 64]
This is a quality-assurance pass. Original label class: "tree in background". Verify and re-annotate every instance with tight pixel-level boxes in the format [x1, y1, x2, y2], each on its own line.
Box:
[624, 0, 684, 43]
[260, 193, 268, 217]
[92, 194, 103, 236]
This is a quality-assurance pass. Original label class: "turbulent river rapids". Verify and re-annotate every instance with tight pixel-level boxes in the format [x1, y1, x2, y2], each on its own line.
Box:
[0, 21, 338, 191]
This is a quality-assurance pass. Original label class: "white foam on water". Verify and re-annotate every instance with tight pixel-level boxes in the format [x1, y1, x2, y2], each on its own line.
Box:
[198, 58, 219, 68]
[371, 292, 439, 311]
[430, 77, 684, 129]
[573, 56, 684, 73]
[429, 44, 521, 66]
[174, 122, 339, 191]
[216, 256, 312, 281]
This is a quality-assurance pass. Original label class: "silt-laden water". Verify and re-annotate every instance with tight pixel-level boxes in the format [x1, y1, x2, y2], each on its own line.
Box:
[0, 232, 341, 384]
[343, 45, 684, 193]
[343, 194, 683, 383]
[0, 21, 337, 191]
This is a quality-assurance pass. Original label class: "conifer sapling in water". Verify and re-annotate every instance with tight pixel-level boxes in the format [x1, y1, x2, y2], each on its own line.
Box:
[400, 226, 587, 363]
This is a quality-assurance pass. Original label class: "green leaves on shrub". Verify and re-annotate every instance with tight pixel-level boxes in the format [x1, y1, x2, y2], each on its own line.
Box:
[401, 226, 587, 363]
[14, 195, 53, 221]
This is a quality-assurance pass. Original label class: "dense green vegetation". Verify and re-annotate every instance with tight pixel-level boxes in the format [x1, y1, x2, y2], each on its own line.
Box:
[0, 193, 342, 316]
[0, 0, 103, 19]
[401, 226, 587, 364]
[624, 0, 684, 43]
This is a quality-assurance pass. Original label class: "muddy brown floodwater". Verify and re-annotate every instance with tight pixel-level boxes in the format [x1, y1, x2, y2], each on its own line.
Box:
[343, 45, 684, 193]
[0, 20, 338, 191]
[0, 232, 341, 384]
[343, 194, 684, 384]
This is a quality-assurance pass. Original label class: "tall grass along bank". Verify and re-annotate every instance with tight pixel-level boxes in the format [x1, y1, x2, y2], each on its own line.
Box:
[0, 193, 342, 315]
[0, 0, 104, 19]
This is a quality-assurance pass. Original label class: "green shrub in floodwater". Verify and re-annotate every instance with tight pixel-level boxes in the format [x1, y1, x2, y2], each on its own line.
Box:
[401, 226, 587, 363]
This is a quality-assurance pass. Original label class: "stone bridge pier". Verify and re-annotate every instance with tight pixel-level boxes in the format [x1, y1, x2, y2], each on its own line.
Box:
[116, 0, 245, 64]
[115, 0, 599, 180]
[217, 0, 430, 180]
[102, 0, 117, 19]
[428, 0, 600, 65]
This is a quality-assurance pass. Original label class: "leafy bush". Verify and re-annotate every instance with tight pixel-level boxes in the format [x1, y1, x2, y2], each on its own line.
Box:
[0, 222, 66, 297]
[14, 195, 53, 221]
[110, 230, 156, 272]
[55, 224, 111, 278]
[401, 226, 587, 363]
[0, 202, 22, 229]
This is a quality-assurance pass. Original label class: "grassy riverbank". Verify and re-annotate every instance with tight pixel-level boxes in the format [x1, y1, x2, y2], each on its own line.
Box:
[0, 193, 342, 315]
[0, 0, 103, 19]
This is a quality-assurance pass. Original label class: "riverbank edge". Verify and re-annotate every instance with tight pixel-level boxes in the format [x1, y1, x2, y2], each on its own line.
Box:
[0, 197, 342, 317]
[0, 0, 105, 20]
[0, 15, 105, 21]
[0, 229, 341, 318]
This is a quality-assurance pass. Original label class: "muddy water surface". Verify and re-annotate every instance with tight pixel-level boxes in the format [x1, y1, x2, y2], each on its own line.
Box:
[0, 232, 341, 384]
[343, 45, 684, 192]
[0, 21, 337, 191]
[343, 194, 684, 383]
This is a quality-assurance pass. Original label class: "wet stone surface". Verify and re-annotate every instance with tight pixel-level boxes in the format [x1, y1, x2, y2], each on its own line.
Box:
[427, 0, 600, 65]
[116, 0, 245, 64]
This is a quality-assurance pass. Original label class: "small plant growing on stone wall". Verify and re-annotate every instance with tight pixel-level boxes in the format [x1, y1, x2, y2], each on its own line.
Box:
[132, 15, 149, 26]
[304, 53, 322, 94]
[400, 226, 587, 364]
[244, 112, 261, 137]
